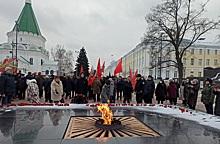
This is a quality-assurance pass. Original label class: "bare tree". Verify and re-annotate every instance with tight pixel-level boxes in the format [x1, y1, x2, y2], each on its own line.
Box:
[51, 45, 74, 74]
[143, 0, 220, 81]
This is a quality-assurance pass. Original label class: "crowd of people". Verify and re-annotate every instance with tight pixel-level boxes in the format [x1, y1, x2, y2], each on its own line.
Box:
[0, 66, 220, 116]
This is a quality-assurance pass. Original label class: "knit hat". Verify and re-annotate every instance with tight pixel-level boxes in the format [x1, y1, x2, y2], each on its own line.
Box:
[136, 74, 141, 77]
[54, 76, 60, 79]
[206, 78, 212, 84]
[38, 72, 42, 75]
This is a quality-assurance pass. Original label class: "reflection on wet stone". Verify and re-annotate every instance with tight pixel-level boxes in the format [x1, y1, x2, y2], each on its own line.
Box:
[0, 108, 220, 144]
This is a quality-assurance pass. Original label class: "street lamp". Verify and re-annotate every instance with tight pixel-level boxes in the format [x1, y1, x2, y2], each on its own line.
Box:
[15, 21, 19, 61]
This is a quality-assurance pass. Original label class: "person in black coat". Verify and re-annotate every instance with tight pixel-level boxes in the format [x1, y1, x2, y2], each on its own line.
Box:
[143, 75, 155, 104]
[155, 79, 167, 104]
[17, 74, 27, 100]
[76, 72, 88, 96]
[134, 74, 145, 104]
[65, 75, 73, 99]
[71, 75, 77, 97]
[123, 77, 133, 103]
[0, 67, 16, 106]
[43, 75, 53, 103]
[213, 86, 220, 116]
[117, 76, 124, 100]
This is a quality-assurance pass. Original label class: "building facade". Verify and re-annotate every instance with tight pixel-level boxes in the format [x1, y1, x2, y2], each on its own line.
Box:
[105, 40, 220, 79]
[0, 0, 58, 74]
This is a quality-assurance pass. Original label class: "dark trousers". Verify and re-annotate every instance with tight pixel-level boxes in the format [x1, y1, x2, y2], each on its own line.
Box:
[110, 95, 115, 103]
[189, 105, 196, 110]
[72, 89, 75, 97]
[123, 95, 130, 103]
[169, 98, 177, 105]
[143, 93, 153, 104]
[136, 93, 142, 104]
[18, 89, 26, 100]
[93, 94, 100, 102]
[65, 91, 72, 99]
[205, 104, 213, 114]
[39, 89, 43, 98]
[45, 91, 52, 103]
[117, 91, 123, 100]
[2, 95, 13, 106]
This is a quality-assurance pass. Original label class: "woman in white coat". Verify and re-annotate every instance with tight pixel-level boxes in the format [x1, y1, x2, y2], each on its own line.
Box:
[51, 76, 63, 103]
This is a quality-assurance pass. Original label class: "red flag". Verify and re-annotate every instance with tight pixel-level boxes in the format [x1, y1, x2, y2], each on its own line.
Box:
[100, 61, 105, 73]
[88, 68, 95, 85]
[96, 58, 101, 78]
[114, 58, 122, 76]
[80, 65, 84, 73]
[132, 69, 138, 88]
[129, 66, 132, 79]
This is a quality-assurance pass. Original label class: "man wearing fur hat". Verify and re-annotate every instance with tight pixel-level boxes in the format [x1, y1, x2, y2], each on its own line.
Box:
[0, 67, 16, 106]
[201, 78, 215, 114]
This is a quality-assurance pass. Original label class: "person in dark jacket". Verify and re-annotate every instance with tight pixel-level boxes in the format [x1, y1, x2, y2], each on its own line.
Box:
[0, 67, 16, 106]
[182, 79, 191, 106]
[117, 76, 123, 100]
[71, 75, 77, 97]
[65, 75, 73, 99]
[26, 72, 35, 81]
[43, 75, 53, 103]
[187, 79, 200, 110]
[175, 79, 180, 98]
[143, 75, 155, 104]
[167, 78, 177, 105]
[76, 72, 88, 96]
[17, 74, 27, 100]
[36, 72, 44, 99]
[123, 77, 133, 103]
[155, 79, 167, 104]
[213, 86, 220, 116]
[134, 74, 145, 103]
[201, 78, 215, 114]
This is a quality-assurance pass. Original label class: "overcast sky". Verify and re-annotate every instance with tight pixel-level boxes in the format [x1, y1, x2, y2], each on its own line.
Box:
[0, 0, 220, 68]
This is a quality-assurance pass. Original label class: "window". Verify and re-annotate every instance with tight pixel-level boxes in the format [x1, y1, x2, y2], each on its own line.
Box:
[174, 71, 178, 78]
[207, 49, 210, 55]
[191, 48, 194, 54]
[149, 70, 153, 76]
[214, 59, 218, 66]
[20, 37, 22, 41]
[215, 50, 218, 55]
[157, 69, 160, 77]
[190, 71, 194, 77]
[183, 58, 186, 65]
[191, 58, 194, 65]
[206, 59, 210, 66]
[183, 70, 186, 78]
[166, 70, 170, 78]
[198, 72, 202, 77]
[198, 59, 202, 66]
[199, 49, 202, 55]
[30, 58, 33, 65]
[184, 51, 186, 55]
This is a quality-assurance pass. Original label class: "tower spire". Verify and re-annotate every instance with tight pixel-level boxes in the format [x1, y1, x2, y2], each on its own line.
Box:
[25, 0, 31, 4]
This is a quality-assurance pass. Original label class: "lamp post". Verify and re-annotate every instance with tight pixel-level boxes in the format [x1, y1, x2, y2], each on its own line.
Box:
[159, 33, 164, 78]
[75, 50, 80, 76]
[15, 21, 19, 61]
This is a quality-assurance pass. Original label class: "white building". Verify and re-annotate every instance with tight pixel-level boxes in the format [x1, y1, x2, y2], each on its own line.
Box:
[0, 0, 58, 75]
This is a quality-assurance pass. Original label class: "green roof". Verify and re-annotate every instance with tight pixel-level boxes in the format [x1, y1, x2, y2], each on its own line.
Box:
[12, 2, 41, 35]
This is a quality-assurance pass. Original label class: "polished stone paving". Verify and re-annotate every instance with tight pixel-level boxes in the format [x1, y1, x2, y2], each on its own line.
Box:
[0, 107, 220, 144]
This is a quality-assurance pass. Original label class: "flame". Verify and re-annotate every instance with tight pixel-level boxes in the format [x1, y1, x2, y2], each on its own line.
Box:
[97, 104, 113, 125]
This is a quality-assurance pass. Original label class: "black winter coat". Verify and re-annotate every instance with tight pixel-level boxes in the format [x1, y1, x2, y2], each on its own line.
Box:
[155, 82, 167, 101]
[65, 78, 73, 92]
[117, 80, 124, 91]
[17, 78, 27, 90]
[76, 78, 88, 96]
[143, 80, 155, 95]
[123, 81, 133, 96]
[43, 78, 53, 93]
[213, 90, 220, 116]
[135, 79, 145, 93]
[72, 78, 77, 90]
[0, 72, 16, 96]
